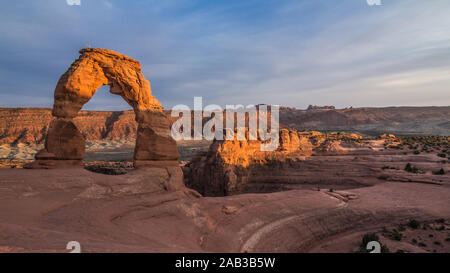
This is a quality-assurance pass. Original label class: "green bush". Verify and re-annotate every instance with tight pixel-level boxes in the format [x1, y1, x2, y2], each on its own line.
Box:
[391, 230, 403, 241]
[361, 233, 379, 247]
[383, 228, 403, 241]
[404, 163, 419, 173]
[408, 219, 420, 229]
[432, 168, 445, 175]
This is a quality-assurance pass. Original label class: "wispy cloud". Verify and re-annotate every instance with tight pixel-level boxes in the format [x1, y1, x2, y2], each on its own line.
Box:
[0, 0, 449, 110]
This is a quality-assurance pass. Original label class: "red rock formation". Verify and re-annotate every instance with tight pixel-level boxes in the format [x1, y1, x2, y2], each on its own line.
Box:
[2, 106, 450, 146]
[29, 48, 179, 168]
[0, 108, 139, 145]
[53, 48, 162, 118]
[0, 108, 53, 144]
[183, 130, 387, 196]
[44, 119, 85, 160]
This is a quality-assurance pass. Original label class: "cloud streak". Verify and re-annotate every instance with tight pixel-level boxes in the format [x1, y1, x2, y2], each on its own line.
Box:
[0, 0, 449, 110]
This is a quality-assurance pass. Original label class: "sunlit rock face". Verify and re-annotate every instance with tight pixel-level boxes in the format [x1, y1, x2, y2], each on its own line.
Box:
[29, 48, 179, 168]
[52, 48, 162, 118]
[183, 130, 387, 196]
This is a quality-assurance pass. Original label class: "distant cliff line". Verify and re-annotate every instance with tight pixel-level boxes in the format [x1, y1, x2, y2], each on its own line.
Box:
[0, 106, 449, 144]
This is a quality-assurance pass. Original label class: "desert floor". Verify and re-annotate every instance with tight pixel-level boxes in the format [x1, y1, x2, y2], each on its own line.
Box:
[0, 166, 448, 253]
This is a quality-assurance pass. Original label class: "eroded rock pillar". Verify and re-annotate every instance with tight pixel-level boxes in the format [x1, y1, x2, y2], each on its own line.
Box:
[133, 110, 179, 167]
[26, 118, 85, 169]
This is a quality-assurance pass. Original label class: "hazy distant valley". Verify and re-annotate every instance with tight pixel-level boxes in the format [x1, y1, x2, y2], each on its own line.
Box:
[0, 106, 449, 165]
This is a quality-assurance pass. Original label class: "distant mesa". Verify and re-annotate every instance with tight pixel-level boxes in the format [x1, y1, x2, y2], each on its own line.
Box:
[307, 105, 336, 111]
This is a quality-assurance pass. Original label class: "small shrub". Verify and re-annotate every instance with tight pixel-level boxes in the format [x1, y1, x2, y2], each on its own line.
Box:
[408, 219, 420, 229]
[404, 163, 419, 173]
[361, 233, 379, 247]
[418, 242, 427, 247]
[437, 153, 446, 158]
[412, 238, 418, 244]
[413, 150, 420, 155]
[392, 230, 403, 241]
[432, 168, 445, 175]
[434, 241, 442, 246]
[383, 228, 403, 241]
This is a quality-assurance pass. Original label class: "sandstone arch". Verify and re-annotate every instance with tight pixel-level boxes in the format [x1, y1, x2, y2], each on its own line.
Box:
[31, 48, 179, 168]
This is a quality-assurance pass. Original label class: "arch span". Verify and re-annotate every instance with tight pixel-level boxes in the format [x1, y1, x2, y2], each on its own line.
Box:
[31, 48, 179, 168]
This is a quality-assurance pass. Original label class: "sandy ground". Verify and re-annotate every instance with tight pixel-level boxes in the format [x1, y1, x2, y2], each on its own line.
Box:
[0, 137, 448, 253]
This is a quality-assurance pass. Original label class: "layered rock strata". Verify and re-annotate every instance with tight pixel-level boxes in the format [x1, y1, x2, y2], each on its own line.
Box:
[28, 48, 179, 174]
[183, 130, 449, 196]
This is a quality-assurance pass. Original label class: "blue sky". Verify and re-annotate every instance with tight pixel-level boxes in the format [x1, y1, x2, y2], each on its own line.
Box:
[0, 0, 449, 110]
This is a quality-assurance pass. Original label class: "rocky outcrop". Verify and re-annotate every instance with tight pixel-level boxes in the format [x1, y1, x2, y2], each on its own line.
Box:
[184, 130, 346, 196]
[29, 48, 179, 169]
[183, 130, 449, 196]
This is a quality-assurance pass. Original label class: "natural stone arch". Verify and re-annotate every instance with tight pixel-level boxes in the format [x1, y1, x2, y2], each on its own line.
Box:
[31, 48, 179, 168]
